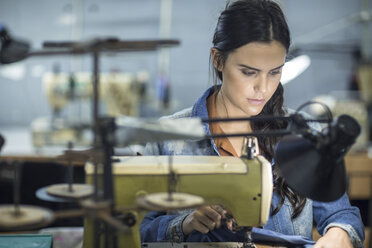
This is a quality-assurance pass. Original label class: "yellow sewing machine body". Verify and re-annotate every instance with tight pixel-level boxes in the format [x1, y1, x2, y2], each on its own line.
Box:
[84, 155, 273, 248]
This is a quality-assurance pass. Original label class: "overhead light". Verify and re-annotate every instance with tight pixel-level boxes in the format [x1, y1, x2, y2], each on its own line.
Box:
[58, 14, 77, 26]
[281, 55, 311, 85]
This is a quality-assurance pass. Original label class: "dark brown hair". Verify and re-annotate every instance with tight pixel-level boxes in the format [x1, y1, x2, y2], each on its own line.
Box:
[211, 0, 306, 219]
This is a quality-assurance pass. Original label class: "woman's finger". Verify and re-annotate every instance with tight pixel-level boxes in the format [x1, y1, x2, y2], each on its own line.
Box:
[192, 220, 210, 234]
[203, 206, 222, 227]
[195, 210, 217, 230]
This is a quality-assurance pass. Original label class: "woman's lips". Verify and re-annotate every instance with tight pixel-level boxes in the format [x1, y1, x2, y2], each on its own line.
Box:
[247, 98, 265, 105]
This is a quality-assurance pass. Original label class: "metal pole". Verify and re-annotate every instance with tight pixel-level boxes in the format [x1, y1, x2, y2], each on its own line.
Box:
[157, 0, 173, 110]
[102, 118, 117, 248]
[92, 51, 101, 248]
[361, 0, 371, 61]
[67, 141, 74, 192]
[158, 0, 173, 75]
[93, 51, 100, 200]
[92, 52, 118, 248]
[13, 162, 22, 216]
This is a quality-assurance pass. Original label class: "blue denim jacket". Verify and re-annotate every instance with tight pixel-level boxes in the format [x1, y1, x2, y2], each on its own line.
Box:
[140, 86, 365, 247]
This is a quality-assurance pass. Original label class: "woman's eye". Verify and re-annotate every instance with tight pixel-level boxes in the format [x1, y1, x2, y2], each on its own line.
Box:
[270, 70, 281, 75]
[242, 70, 256, 76]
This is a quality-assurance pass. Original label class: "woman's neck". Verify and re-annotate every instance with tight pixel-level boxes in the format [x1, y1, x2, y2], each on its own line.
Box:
[215, 89, 252, 133]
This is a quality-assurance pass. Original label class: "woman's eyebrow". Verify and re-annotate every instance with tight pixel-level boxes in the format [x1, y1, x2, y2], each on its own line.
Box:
[238, 63, 285, 71]
[270, 64, 285, 71]
[238, 64, 260, 71]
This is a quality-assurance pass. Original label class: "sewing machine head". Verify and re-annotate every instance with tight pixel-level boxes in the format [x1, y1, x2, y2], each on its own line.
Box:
[84, 155, 272, 247]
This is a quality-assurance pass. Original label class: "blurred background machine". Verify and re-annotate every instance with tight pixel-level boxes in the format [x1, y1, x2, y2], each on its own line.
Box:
[358, 63, 372, 144]
[42, 69, 149, 118]
[31, 68, 150, 149]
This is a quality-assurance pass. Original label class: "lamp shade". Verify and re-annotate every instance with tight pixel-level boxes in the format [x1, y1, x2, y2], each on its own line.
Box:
[0, 26, 30, 64]
[274, 134, 347, 202]
[275, 114, 360, 202]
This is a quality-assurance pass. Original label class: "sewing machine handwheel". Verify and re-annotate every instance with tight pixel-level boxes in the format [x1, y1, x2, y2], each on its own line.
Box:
[0, 205, 54, 231]
[136, 192, 204, 211]
[46, 183, 94, 199]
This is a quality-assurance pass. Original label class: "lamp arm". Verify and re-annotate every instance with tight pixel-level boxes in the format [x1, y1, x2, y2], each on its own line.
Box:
[201, 111, 331, 140]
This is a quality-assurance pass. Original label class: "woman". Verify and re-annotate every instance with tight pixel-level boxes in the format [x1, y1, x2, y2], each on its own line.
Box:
[140, 0, 364, 247]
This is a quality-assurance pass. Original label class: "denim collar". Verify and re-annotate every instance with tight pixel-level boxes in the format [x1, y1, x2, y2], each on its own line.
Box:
[191, 85, 216, 119]
[190, 85, 217, 136]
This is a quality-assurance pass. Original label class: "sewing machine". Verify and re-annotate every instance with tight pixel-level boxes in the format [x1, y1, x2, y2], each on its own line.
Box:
[83, 155, 273, 248]
[31, 70, 149, 149]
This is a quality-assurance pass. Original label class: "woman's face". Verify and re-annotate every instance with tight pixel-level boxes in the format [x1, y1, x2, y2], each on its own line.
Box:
[216, 41, 286, 117]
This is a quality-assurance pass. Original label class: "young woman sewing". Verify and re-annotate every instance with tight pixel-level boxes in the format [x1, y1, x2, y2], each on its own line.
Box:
[140, 1, 365, 247]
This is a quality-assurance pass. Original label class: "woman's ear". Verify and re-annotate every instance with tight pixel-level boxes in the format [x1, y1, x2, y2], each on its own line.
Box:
[211, 48, 223, 71]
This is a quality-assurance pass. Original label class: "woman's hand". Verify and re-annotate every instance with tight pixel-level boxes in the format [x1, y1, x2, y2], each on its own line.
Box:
[182, 205, 228, 235]
[313, 227, 353, 248]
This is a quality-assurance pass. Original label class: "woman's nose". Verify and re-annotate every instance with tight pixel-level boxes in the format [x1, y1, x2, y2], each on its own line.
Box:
[254, 75, 268, 93]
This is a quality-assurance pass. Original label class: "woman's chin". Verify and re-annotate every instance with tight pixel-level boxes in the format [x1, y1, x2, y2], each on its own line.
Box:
[244, 107, 264, 117]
